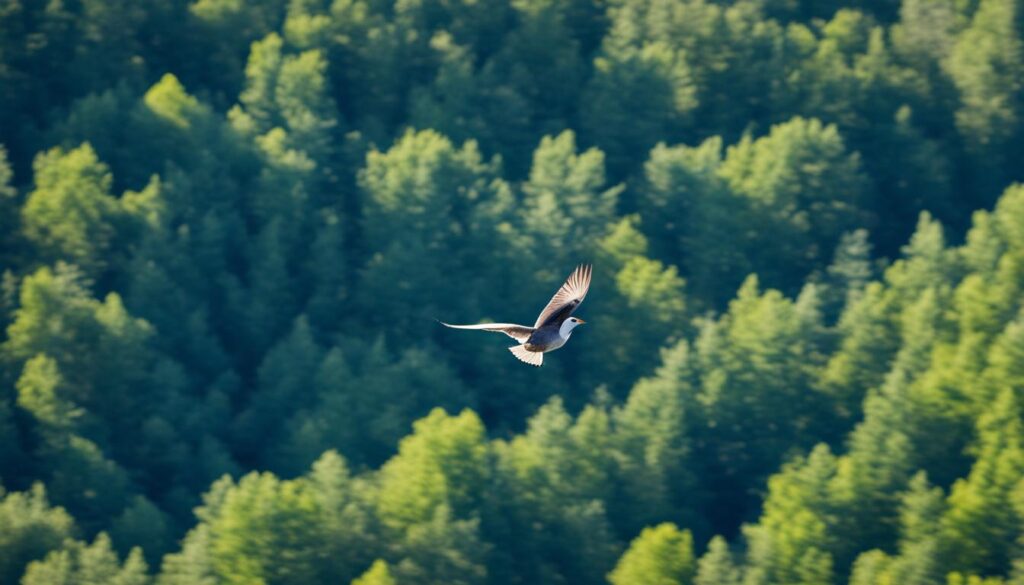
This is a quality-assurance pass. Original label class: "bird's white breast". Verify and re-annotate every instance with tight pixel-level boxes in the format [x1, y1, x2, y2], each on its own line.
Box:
[546, 335, 568, 351]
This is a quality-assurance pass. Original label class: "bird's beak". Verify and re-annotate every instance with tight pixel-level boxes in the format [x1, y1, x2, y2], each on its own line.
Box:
[576, 318, 586, 325]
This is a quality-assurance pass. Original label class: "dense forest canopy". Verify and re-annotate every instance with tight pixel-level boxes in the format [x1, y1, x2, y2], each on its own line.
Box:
[1, 0, 1024, 583]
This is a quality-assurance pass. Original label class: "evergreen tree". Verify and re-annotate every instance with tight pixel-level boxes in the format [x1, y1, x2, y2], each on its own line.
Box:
[20, 533, 150, 585]
[641, 137, 750, 305]
[353, 560, 396, 585]
[0, 484, 76, 585]
[154, 525, 216, 585]
[205, 472, 321, 585]
[695, 536, 742, 585]
[357, 130, 514, 338]
[608, 523, 695, 585]
[945, 0, 1024, 194]
[693, 276, 831, 528]
[609, 340, 698, 535]
[520, 131, 622, 266]
[940, 389, 1024, 576]
[376, 408, 489, 531]
[581, 40, 697, 178]
[21, 145, 127, 279]
[743, 445, 838, 585]
[718, 117, 869, 290]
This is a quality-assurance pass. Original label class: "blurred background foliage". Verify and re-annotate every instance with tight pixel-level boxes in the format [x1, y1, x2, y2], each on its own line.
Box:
[1, 0, 1024, 583]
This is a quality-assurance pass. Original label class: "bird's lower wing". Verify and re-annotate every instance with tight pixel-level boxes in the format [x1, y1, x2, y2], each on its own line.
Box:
[439, 322, 534, 343]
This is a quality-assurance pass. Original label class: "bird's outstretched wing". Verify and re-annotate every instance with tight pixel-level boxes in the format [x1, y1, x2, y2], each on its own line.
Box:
[439, 322, 534, 343]
[533, 264, 592, 328]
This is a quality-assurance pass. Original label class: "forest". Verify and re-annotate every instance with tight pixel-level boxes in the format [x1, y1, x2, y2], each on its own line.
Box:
[1, 0, 1023, 583]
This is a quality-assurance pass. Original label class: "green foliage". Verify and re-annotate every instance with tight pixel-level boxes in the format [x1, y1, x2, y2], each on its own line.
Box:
[491, 398, 620, 583]
[0, 484, 76, 585]
[21, 145, 126, 278]
[21, 533, 150, 585]
[582, 40, 696, 177]
[153, 525, 216, 585]
[392, 505, 488, 585]
[353, 560, 396, 585]
[376, 408, 489, 531]
[357, 129, 515, 338]
[743, 445, 838, 585]
[206, 472, 321, 585]
[695, 536, 741, 585]
[609, 341, 697, 534]
[2, 1, 1024, 584]
[16, 355, 80, 434]
[719, 117, 869, 289]
[521, 131, 622, 263]
[0, 146, 21, 267]
[945, 0, 1024, 188]
[940, 389, 1024, 576]
[640, 137, 748, 305]
[608, 523, 695, 585]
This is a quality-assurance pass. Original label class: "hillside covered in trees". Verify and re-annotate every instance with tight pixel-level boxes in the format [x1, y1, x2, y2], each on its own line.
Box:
[1, 0, 1024, 583]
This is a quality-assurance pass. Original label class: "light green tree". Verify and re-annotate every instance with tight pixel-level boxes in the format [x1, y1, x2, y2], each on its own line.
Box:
[0, 484, 76, 585]
[608, 523, 696, 585]
[353, 560, 396, 585]
[21, 533, 149, 585]
[22, 144, 126, 278]
[720, 117, 869, 289]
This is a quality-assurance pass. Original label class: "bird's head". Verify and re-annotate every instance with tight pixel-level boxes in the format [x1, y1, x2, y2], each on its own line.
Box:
[561, 317, 586, 336]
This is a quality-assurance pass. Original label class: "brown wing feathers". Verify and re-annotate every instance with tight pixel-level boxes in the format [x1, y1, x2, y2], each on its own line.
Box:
[533, 264, 592, 328]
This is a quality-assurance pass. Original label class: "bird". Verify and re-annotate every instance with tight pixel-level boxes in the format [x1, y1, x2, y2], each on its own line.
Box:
[439, 264, 592, 366]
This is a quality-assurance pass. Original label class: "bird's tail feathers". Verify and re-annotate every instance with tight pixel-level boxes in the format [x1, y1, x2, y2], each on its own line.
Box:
[509, 344, 543, 367]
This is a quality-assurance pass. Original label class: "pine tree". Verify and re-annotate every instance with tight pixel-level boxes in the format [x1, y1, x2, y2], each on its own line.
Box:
[376, 409, 489, 532]
[306, 451, 377, 583]
[940, 389, 1024, 575]
[743, 445, 838, 585]
[353, 560, 396, 585]
[393, 505, 489, 585]
[610, 340, 697, 535]
[356, 130, 514, 338]
[520, 131, 622, 266]
[641, 137, 750, 305]
[205, 472, 322, 585]
[581, 40, 696, 178]
[21, 533, 150, 585]
[718, 117, 869, 290]
[608, 523, 696, 585]
[154, 525, 216, 585]
[21, 145, 126, 279]
[945, 0, 1024, 193]
[0, 483, 76, 585]
[695, 536, 741, 585]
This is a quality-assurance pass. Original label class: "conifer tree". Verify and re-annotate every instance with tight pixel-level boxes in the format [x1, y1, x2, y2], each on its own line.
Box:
[0, 484, 76, 585]
[353, 560, 396, 585]
[695, 536, 742, 585]
[21, 533, 150, 585]
[21, 145, 126, 279]
[940, 389, 1024, 576]
[608, 523, 696, 585]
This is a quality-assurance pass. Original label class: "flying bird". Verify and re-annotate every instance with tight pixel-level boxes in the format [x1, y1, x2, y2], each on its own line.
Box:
[439, 264, 592, 367]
